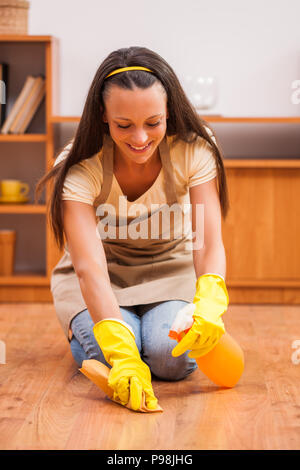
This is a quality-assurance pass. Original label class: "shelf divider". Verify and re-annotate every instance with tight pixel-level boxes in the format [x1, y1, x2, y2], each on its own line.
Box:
[0, 134, 47, 142]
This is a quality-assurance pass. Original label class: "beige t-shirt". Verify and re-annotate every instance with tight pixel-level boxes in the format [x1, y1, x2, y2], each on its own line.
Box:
[54, 132, 218, 209]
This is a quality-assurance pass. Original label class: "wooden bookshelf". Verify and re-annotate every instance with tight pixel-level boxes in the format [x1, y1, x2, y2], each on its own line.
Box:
[0, 35, 59, 301]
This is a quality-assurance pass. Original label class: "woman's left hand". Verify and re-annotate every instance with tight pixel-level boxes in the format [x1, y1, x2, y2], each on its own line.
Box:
[171, 274, 229, 358]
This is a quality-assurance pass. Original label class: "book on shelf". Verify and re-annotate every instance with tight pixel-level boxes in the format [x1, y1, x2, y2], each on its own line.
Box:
[10, 76, 45, 134]
[0, 75, 45, 135]
[15, 82, 46, 134]
[0, 63, 8, 126]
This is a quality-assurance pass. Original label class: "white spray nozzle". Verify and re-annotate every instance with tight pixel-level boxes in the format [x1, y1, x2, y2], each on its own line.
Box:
[169, 303, 196, 337]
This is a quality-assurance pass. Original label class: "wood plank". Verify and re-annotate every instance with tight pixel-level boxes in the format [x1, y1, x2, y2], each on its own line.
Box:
[0, 275, 48, 285]
[224, 159, 300, 168]
[0, 134, 47, 142]
[227, 287, 300, 304]
[50, 116, 80, 123]
[0, 35, 52, 42]
[50, 116, 300, 124]
[204, 116, 300, 123]
[6, 354, 92, 450]
[252, 305, 300, 449]
[0, 304, 67, 449]
[0, 205, 46, 214]
[0, 286, 52, 301]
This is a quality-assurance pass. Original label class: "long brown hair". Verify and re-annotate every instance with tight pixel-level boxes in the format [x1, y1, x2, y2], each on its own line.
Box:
[35, 46, 229, 251]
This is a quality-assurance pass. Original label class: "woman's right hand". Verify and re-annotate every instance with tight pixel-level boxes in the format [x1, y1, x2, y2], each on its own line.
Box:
[93, 319, 159, 411]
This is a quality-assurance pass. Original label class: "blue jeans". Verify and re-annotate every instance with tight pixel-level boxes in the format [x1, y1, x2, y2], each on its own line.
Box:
[70, 300, 198, 381]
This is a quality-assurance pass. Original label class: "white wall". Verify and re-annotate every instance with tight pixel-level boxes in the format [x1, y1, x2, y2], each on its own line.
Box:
[29, 0, 300, 118]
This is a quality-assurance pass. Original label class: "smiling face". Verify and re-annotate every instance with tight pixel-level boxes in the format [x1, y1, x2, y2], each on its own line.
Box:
[102, 82, 168, 168]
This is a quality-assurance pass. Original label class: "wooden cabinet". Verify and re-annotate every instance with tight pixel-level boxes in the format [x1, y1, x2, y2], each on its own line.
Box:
[222, 158, 300, 303]
[1, 36, 299, 303]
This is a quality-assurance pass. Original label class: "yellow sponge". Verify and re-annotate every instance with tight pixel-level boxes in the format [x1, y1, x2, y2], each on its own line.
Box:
[79, 359, 163, 413]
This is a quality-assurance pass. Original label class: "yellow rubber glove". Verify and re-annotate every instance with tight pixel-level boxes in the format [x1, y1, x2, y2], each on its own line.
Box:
[93, 319, 158, 411]
[172, 273, 229, 359]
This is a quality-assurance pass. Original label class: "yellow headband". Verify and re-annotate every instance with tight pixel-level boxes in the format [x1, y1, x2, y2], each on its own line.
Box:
[105, 66, 153, 79]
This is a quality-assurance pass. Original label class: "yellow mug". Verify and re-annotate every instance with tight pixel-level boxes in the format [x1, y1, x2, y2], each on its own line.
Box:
[0, 179, 29, 199]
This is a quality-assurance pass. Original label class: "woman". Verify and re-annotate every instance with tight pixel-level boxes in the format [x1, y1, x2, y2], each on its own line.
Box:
[35, 46, 230, 412]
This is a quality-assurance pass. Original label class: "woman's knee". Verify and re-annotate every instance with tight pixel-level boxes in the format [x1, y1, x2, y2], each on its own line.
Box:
[140, 300, 197, 380]
[143, 339, 197, 381]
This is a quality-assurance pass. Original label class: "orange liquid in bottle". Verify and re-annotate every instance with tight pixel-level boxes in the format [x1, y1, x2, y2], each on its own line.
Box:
[194, 332, 244, 388]
[169, 328, 244, 388]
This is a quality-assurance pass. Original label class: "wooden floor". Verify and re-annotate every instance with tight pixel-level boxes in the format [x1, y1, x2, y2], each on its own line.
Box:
[0, 302, 300, 450]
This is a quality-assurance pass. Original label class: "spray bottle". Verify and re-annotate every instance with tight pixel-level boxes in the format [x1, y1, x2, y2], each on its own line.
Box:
[169, 303, 244, 388]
